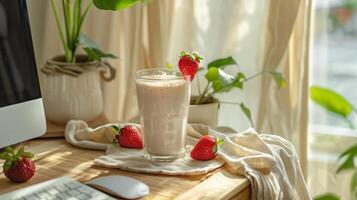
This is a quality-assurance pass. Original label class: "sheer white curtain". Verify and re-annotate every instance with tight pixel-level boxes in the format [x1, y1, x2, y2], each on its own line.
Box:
[166, 0, 311, 173]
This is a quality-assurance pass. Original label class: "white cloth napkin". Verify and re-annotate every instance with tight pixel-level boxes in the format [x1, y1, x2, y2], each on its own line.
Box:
[65, 120, 311, 200]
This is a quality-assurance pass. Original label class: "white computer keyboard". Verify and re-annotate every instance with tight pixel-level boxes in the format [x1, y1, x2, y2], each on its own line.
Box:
[0, 176, 115, 200]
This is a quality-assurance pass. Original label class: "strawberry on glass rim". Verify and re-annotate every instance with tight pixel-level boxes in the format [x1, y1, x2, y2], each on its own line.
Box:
[0, 146, 36, 183]
[178, 51, 203, 81]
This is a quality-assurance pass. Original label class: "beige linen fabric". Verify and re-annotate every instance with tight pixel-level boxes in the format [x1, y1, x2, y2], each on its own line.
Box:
[64, 120, 225, 175]
[65, 120, 311, 199]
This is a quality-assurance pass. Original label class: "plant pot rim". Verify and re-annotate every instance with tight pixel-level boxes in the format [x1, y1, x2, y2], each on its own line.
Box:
[48, 54, 99, 66]
[190, 95, 220, 106]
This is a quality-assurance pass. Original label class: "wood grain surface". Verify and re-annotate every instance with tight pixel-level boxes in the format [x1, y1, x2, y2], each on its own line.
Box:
[0, 139, 250, 199]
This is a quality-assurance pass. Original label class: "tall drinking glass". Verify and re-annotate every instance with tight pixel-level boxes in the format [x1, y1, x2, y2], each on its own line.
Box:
[136, 68, 191, 161]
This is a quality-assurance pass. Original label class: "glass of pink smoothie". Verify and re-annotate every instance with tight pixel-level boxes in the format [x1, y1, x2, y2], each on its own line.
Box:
[136, 68, 191, 161]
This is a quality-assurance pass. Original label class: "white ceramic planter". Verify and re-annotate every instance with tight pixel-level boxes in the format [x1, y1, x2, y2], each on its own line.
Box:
[40, 55, 105, 124]
[188, 96, 220, 127]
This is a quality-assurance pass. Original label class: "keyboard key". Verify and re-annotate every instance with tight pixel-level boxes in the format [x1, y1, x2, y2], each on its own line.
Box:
[65, 182, 80, 189]
[75, 194, 89, 200]
[55, 184, 68, 192]
[77, 187, 96, 195]
[0, 176, 115, 200]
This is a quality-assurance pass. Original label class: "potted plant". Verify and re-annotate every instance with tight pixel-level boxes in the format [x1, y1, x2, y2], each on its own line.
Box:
[188, 56, 286, 127]
[41, 0, 142, 124]
[310, 86, 357, 200]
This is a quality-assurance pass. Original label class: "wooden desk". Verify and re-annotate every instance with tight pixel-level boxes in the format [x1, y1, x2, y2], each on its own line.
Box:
[0, 139, 250, 200]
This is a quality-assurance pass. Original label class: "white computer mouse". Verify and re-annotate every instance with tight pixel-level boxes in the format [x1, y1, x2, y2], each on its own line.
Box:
[86, 175, 149, 199]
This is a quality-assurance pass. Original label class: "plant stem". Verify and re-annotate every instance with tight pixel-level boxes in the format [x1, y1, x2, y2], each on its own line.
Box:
[220, 101, 240, 105]
[79, 0, 93, 31]
[50, 0, 71, 62]
[243, 70, 265, 82]
[195, 82, 211, 104]
[196, 77, 202, 96]
[71, 0, 82, 63]
[62, 0, 72, 54]
[345, 118, 356, 129]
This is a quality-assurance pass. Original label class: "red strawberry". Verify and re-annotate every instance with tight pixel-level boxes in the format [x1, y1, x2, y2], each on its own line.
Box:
[112, 125, 143, 149]
[0, 146, 35, 183]
[190, 135, 223, 161]
[178, 51, 203, 81]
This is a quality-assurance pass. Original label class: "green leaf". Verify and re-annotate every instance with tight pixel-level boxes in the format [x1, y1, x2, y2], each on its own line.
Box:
[310, 86, 353, 118]
[240, 103, 254, 127]
[206, 68, 245, 92]
[337, 144, 357, 173]
[270, 71, 287, 89]
[3, 160, 14, 171]
[211, 70, 235, 92]
[205, 67, 219, 81]
[233, 72, 246, 89]
[337, 154, 355, 173]
[208, 56, 237, 69]
[94, 0, 141, 10]
[339, 144, 357, 159]
[78, 34, 117, 61]
[313, 193, 340, 200]
[351, 170, 357, 196]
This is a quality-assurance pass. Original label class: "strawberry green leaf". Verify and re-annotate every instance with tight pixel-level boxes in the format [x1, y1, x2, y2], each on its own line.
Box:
[240, 103, 254, 127]
[16, 146, 24, 157]
[3, 160, 14, 171]
[192, 52, 203, 62]
[208, 56, 237, 69]
[180, 51, 188, 57]
[5, 146, 14, 154]
[112, 125, 120, 133]
[216, 138, 224, 146]
[0, 152, 12, 160]
[22, 152, 34, 159]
